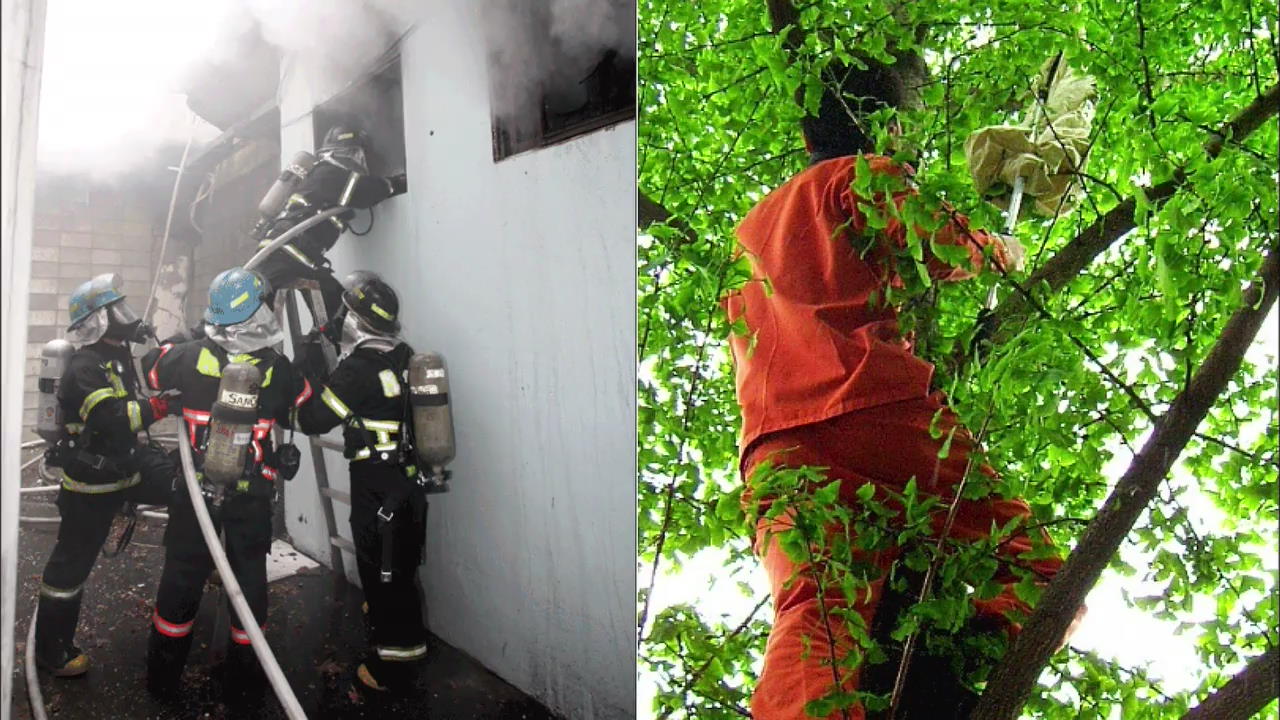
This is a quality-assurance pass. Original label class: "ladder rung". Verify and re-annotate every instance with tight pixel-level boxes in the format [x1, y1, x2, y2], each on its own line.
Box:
[329, 535, 356, 554]
[320, 487, 351, 505]
[311, 436, 344, 452]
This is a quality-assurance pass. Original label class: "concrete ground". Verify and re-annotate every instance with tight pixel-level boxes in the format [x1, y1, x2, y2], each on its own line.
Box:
[13, 452, 558, 720]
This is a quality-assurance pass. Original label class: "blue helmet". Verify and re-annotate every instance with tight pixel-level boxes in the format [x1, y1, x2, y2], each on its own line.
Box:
[68, 273, 127, 330]
[205, 267, 271, 326]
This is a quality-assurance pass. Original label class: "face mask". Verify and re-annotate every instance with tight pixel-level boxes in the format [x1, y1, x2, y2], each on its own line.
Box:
[321, 146, 368, 175]
[206, 302, 285, 355]
[338, 311, 397, 361]
[103, 302, 147, 342]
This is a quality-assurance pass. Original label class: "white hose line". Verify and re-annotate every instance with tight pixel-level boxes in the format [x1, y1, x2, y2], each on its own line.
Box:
[243, 207, 345, 273]
[18, 486, 57, 495]
[143, 116, 197, 326]
[24, 608, 47, 720]
[986, 174, 1027, 310]
[19, 455, 41, 473]
[18, 517, 58, 525]
[175, 427, 306, 719]
[21, 439, 45, 450]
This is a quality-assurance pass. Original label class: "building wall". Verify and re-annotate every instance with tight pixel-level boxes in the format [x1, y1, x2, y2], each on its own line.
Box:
[23, 178, 162, 438]
[276, 4, 635, 718]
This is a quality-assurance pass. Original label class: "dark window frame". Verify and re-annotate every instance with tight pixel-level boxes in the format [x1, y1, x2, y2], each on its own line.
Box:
[491, 53, 636, 162]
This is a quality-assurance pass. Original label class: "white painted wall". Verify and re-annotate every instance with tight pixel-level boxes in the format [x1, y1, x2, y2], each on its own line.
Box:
[278, 4, 635, 718]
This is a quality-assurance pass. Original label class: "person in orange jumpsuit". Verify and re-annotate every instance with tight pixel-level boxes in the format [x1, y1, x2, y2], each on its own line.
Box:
[724, 62, 1081, 719]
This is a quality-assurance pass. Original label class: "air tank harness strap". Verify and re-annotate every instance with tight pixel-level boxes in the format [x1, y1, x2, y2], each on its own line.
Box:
[375, 479, 425, 583]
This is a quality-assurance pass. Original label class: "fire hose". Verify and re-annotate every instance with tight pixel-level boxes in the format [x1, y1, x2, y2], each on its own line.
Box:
[175, 423, 307, 719]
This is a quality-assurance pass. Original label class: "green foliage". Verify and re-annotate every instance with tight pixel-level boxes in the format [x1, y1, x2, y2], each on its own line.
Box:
[638, 1, 1277, 718]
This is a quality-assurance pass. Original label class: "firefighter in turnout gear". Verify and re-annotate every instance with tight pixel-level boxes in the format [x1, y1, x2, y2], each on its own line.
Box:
[252, 124, 408, 327]
[140, 267, 311, 701]
[295, 271, 429, 694]
[35, 274, 178, 677]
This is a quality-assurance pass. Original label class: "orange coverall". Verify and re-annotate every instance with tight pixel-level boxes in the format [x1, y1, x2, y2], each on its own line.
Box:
[724, 155, 1063, 719]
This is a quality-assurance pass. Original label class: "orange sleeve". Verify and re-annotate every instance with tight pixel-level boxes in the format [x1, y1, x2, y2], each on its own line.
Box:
[838, 156, 1010, 282]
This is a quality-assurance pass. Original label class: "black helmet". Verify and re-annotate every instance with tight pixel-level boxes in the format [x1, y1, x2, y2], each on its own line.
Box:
[341, 271, 400, 334]
[319, 124, 369, 173]
[321, 124, 366, 152]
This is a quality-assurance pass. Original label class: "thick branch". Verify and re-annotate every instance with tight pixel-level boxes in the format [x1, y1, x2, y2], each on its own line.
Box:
[972, 246, 1280, 719]
[988, 82, 1280, 340]
[764, 0, 802, 50]
[1180, 647, 1279, 720]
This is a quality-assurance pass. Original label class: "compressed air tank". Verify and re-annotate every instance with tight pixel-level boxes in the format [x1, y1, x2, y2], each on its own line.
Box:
[37, 339, 74, 443]
[256, 150, 316, 220]
[409, 352, 455, 472]
[204, 362, 262, 484]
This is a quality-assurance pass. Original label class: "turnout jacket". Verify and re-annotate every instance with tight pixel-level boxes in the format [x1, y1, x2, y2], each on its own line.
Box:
[260, 158, 406, 271]
[296, 344, 416, 467]
[141, 338, 312, 485]
[57, 340, 163, 488]
[724, 154, 1011, 460]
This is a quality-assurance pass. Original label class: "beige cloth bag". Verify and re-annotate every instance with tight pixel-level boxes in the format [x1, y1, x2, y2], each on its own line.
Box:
[965, 57, 1096, 218]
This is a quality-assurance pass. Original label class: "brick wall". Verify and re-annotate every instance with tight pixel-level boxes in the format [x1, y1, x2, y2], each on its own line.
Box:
[23, 178, 165, 438]
[188, 137, 280, 328]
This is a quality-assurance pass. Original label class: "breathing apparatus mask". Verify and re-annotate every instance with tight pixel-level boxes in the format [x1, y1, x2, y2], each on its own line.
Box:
[338, 310, 398, 361]
[205, 302, 286, 355]
[68, 301, 149, 345]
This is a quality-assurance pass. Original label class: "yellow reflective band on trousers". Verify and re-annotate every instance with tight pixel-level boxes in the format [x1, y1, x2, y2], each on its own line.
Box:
[127, 400, 142, 432]
[321, 387, 351, 419]
[40, 581, 84, 600]
[61, 471, 141, 494]
[262, 365, 274, 388]
[378, 369, 400, 397]
[376, 644, 427, 661]
[197, 347, 222, 377]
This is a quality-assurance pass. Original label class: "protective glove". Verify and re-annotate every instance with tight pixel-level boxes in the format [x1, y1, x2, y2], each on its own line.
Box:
[294, 332, 330, 380]
[148, 393, 181, 421]
[997, 232, 1025, 273]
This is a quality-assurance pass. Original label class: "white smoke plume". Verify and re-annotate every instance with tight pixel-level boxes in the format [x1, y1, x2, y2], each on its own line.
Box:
[35, 0, 634, 180]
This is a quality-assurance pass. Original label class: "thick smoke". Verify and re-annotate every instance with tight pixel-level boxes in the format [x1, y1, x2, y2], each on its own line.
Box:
[35, 0, 634, 180]
[34, 0, 416, 180]
[484, 0, 637, 124]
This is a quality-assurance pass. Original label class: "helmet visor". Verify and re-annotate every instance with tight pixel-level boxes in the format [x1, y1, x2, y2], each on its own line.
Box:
[205, 302, 284, 355]
[107, 301, 140, 327]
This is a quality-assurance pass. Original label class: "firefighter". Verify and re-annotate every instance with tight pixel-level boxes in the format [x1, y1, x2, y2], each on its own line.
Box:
[294, 271, 429, 695]
[35, 274, 178, 677]
[140, 267, 311, 702]
[723, 61, 1083, 719]
[252, 124, 408, 330]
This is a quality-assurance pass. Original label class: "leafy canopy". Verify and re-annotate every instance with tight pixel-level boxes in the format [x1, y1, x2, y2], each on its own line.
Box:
[638, 1, 1277, 718]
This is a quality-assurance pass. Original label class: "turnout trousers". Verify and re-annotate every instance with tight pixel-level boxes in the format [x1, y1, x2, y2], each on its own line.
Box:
[351, 463, 428, 688]
[36, 445, 175, 668]
[743, 393, 1064, 720]
[146, 481, 273, 691]
[256, 247, 344, 322]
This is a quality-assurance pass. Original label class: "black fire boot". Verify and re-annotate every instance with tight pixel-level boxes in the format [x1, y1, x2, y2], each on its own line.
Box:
[34, 594, 89, 678]
[223, 643, 268, 714]
[146, 627, 193, 699]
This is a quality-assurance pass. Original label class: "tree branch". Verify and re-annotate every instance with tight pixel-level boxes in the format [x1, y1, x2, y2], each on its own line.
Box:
[987, 82, 1280, 341]
[1180, 647, 1279, 720]
[971, 246, 1280, 719]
